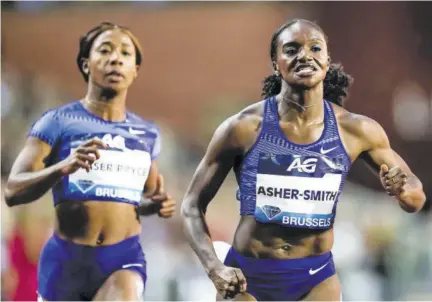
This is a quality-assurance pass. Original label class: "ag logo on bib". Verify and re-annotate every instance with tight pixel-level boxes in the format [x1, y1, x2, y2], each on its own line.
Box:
[287, 156, 318, 173]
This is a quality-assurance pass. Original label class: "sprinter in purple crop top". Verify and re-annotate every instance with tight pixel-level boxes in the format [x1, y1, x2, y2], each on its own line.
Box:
[181, 19, 426, 301]
[5, 22, 176, 301]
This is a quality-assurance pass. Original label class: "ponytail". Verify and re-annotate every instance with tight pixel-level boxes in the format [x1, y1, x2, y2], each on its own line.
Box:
[323, 63, 353, 107]
[261, 74, 282, 99]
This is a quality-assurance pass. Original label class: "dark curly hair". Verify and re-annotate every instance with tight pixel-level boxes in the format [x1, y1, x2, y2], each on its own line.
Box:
[261, 19, 353, 107]
[76, 21, 143, 82]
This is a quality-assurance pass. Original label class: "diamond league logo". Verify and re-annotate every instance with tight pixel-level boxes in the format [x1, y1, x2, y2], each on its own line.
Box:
[261, 205, 282, 220]
[74, 180, 96, 193]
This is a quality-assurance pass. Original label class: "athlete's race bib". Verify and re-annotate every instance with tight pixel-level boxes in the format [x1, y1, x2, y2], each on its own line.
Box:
[254, 153, 343, 229]
[61, 133, 151, 204]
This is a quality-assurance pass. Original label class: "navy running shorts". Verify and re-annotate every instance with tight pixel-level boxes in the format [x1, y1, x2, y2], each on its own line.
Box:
[38, 233, 146, 300]
[224, 247, 336, 301]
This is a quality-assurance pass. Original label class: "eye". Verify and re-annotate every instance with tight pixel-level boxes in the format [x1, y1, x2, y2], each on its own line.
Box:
[122, 51, 131, 56]
[311, 45, 321, 52]
[99, 48, 110, 55]
[285, 47, 297, 56]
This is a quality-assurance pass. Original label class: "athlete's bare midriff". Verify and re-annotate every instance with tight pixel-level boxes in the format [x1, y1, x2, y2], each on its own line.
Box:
[54, 201, 141, 246]
[232, 215, 334, 259]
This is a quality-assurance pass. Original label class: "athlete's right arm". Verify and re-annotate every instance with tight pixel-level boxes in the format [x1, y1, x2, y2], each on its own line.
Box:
[5, 109, 107, 207]
[5, 137, 106, 207]
[181, 116, 243, 273]
[182, 107, 261, 297]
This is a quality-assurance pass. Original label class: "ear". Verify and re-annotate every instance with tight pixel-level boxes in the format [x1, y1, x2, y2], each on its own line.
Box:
[133, 65, 140, 79]
[272, 61, 278, 72]
[82, 59, 90, 75]
[326, 55, 331, 72]
[272, 61, 281, 76]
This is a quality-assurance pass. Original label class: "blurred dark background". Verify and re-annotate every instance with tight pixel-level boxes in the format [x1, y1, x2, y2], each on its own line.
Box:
[1, 2, 431, 301]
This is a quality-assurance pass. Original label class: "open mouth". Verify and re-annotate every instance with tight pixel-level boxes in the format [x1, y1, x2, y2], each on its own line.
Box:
[106, 71, 124, 78]
[294, 64, 317, 76]
[295, 64, 317, 72]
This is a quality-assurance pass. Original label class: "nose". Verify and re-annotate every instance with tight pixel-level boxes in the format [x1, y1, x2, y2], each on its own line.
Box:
[297, 47, 313, 62]
[108, 50, 123, 66]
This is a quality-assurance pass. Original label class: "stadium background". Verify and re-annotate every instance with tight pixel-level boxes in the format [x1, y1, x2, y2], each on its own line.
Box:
[1, 1, 431, 300]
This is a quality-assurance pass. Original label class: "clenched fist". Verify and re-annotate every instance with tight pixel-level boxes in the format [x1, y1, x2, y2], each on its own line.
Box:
[151, 174, 176, 218]
[208, 265, 247, 300]
[380, 164, 408, 197]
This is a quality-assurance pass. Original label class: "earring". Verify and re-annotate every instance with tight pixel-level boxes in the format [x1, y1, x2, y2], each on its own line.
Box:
[274, 70, 280, 77]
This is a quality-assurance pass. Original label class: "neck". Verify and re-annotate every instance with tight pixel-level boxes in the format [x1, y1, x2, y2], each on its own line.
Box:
[276, 81, 324, 122]
[82, 82, 127, 122]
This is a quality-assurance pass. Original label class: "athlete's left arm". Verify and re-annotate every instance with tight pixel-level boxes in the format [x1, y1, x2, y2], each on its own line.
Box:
[359, 117, 426, 213]
[138, 162, 176, 218]
[137, 125, 175, 217]
[143, 160, 159, 197]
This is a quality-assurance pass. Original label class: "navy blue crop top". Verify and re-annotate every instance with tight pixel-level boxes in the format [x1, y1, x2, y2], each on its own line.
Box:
[28, 101, 161, 206]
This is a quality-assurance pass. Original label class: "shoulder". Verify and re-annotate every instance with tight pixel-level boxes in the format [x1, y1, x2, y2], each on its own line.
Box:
[126, 111, 160, 134]
[331, 104, 389, 150]
[48, 101, 84, 117]
[29, 101, 80, 131]
[213, 100, 266, 150]
[28, 101, 82, 146]
[34, 101, 83, 122]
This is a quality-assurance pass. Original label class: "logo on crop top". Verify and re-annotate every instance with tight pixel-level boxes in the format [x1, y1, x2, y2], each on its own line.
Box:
[129, 127, 146, 135]
[286, 146, 345, 173]
[287, 156, 318, 173]
[102, 134, 126, 150]
[320, 146, 338, 155]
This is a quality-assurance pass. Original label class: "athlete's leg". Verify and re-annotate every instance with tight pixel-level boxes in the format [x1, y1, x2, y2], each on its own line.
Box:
[92, 270, 144, 301]
[301, 274, 342, 301]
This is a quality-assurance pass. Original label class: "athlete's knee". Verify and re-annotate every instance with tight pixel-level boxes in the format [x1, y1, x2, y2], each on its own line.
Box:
[101, 270, 144, 301]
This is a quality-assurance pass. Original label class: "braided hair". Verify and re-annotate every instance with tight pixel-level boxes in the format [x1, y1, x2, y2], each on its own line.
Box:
[76, 21, 143, 82]
[261, 19, 353, 107]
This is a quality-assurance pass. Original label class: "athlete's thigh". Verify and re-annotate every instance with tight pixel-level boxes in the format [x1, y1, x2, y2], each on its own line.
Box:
[216, 292, 257, 301]
[92, 269, 144, 301]
[302, 274, 342, 301]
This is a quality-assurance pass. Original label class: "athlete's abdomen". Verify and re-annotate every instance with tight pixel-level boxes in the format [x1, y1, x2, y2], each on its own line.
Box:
[232, 215, 334, 260]
[55, 201, 141, 246]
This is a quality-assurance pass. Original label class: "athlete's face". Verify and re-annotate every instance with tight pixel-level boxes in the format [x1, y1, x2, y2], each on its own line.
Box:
[274, 22, 329, 88]
[84, 29, 139, 90]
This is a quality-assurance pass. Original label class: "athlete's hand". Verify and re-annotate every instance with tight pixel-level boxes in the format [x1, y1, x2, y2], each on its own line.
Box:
[380, 164, 408, 197]
[151, 174, 176, 218]
[59, 137, 107, 175]
[208, 265, 247, 300]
